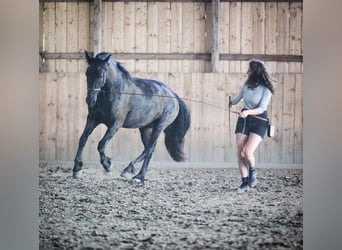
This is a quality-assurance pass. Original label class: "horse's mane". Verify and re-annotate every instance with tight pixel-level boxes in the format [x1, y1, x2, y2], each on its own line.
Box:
[116, 61, 133, 81]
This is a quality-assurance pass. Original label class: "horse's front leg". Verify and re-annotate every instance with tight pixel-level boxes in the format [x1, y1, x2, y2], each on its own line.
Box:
[73, 117, 98, 178]
[98, 124, 119, 172]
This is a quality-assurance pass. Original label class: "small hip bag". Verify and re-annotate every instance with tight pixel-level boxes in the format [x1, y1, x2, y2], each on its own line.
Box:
[267, 122, 275, 138]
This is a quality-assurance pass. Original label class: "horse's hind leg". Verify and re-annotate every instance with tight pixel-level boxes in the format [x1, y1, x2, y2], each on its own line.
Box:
[132, 127, 162, 183]
[73, 118, 98, 178]
[132, 141, 157, 183]
[98, 124, 119, 172]
[120, 127, 152, 178]
[120, 151, 145, 178]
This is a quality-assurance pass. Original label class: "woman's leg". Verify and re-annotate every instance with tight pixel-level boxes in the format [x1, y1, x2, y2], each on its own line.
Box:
[242, 133, 263, 187]
[236, 133, 249, 177]
[242, 133, 263, 168]
[236, 133, 251, 192]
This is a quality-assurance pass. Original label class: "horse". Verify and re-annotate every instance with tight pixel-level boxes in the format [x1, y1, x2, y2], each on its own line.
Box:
[73, 51, 191, 183]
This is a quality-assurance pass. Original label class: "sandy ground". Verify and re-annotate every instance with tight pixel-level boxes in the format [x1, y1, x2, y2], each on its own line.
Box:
[39, 162, 303, 250]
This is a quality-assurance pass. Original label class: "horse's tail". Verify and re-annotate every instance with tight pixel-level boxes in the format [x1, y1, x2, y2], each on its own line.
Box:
[164, 96, 191, 162]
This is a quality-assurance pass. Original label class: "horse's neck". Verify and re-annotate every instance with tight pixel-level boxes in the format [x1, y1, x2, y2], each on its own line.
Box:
[106, 60, 137, 93]
[107, 62, 117, 80]
[106, 65, 131, 92]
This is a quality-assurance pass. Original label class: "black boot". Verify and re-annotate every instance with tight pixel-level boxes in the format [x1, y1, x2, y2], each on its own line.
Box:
[248, 167, 257, 188]
[237, 177, 249, 192]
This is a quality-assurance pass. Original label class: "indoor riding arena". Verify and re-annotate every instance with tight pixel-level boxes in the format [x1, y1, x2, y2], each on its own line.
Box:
[39, 0, 303, 249]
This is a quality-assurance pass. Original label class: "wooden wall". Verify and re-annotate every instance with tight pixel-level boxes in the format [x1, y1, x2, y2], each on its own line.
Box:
[39, 0, 303, 165]
[39, 72, 303, 164]
[40, 1, 303, 74]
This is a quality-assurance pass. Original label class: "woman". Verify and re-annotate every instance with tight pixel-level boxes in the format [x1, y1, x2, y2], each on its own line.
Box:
[229, 59, 275, 192]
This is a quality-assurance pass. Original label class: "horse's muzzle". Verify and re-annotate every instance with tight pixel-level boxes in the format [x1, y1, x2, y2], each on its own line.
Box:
[86, 93, 98, 108]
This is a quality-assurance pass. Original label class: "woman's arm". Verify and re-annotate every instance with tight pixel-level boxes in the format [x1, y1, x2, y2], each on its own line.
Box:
[240, 88, 272, 118]
[258, 88, 272, 112]
[229, 84, 246, 107]
[239, 108, 263, 118]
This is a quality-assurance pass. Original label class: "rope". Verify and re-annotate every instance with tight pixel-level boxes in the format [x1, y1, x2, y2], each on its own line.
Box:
[115, 91, 231, 111]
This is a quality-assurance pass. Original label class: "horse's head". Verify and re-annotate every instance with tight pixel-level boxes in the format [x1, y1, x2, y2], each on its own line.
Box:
[85, 51, 111, 108]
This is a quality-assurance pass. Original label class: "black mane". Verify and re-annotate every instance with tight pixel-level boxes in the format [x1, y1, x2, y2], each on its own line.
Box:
[96, 52, 132, 81]
[116, 61, 132, 80]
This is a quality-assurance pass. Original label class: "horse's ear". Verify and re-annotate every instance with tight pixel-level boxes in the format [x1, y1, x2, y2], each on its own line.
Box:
[104, 54, 111, 63]
[85, 51, 93, 64]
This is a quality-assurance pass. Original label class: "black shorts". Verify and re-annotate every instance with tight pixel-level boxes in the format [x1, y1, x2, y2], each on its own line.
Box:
[235, 111, 269, 138]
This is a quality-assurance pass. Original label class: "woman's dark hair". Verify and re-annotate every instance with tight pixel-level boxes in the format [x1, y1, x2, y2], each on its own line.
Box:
[246, 59, 275, 94]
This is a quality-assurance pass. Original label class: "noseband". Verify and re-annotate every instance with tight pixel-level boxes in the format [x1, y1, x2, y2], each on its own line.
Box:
[87, 88, 102, 92]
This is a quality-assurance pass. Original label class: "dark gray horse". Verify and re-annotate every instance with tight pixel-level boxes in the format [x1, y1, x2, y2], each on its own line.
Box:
[73, 52, 191, 183]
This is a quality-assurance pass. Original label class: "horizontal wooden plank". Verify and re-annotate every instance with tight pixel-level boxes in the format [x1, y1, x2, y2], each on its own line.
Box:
[40, 52, 303, 62]
[219, 54, 303, 62]
[40, 0, 303, 3]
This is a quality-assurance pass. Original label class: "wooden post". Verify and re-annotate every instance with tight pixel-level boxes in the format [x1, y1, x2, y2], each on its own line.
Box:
[93, 0, 102, 55]
[211, 0, 219, 72]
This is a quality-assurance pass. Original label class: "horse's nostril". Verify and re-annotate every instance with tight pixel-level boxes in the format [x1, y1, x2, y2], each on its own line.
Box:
[86, 96, 97, 107]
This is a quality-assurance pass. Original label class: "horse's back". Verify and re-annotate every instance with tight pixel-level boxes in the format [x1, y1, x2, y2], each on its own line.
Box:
[132, 77, 175, 97]
[121, 77, 179, 129]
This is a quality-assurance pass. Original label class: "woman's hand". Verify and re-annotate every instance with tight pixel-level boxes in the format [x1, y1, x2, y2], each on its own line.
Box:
[239, 110, 249, 118]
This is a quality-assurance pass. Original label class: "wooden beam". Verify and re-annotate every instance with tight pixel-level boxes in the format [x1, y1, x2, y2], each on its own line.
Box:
[40, 52, 303, 62]
[211, 0, 219, 72]
[93, 0, 102, 54]
[80, 0, 302, 2]
[219, 54, 303, 62]
[40, 52, 210, 60]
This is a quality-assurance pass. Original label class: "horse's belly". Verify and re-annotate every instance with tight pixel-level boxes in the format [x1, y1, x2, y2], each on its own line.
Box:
[122, 113, 156, 128]
[122, 97, 178, 129]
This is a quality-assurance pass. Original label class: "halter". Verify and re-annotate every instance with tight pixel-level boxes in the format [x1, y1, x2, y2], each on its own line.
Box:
[87, 71, 108, 93]
[88, 88, 102, 92]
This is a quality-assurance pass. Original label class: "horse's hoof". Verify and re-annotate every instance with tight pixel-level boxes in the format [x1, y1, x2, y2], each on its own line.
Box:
[132, 177, 144, 184]
[120, 171, 130, 178]
[73, 170, 82, 179]
[104, 162, 113, 173]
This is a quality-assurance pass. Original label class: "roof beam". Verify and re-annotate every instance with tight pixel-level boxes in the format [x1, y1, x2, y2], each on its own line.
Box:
[40, 52, 303, 62]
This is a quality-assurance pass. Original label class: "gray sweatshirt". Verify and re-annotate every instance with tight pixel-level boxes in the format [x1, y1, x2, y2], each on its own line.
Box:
[231, 83, 272, 112]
